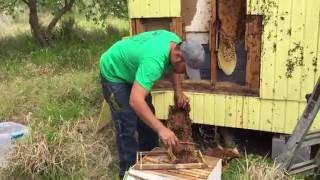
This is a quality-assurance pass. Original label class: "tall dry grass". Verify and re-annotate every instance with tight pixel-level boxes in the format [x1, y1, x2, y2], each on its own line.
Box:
[0, 118, 116, 179]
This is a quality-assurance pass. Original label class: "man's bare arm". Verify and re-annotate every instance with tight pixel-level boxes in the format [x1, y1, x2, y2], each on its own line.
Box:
[129, 81, 178, 146]
[172, 73, 189, 108]
[172, 73, 183, 93]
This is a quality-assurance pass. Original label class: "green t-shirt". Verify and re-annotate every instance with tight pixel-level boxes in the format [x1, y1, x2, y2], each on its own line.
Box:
[99, 30, 182, 91]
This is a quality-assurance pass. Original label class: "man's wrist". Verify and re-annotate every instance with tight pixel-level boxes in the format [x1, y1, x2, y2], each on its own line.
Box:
[154, 123, 166, 133]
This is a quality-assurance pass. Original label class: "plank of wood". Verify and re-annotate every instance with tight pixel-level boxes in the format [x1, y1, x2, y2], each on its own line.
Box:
[154, 80, 259, 96]
[273, 0, 292, 100]
[247, 0, 261, 15]
[272, 100, 286, 132]
[235, 96, 244, 128]
[151, 91, 166, 120]
[170, 0, 181, 17]
[285, 101, 299, 133]
[225, 95, 237, 128]
[214, 95, 225, 126]
[247, 97, 260, 130]
[155, 169, 201, 180]
[245, 15, 262, 92]
[131, 153, 221, 180]
[130, 18, 137, 35]
[242, 97, 249, 129]
[300, 0, 320, 101]
[171, 17, 185, 40]
[259, 100, 273, 132]
[210, 11, 218, 84]
[203, 94, 215, 125]
[193, 94, 205, 124]
[287, 0, 306, 101]
[159, 0, 170, 16]
[135, 18, 144, 34]
[260, 0, 278, 99]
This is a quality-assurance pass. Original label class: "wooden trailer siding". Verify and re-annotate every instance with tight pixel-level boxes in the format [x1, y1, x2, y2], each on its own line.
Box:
[248, 0, 320, 102]
[152, 91, 320, 134]
[128, 0, 181, 18]
[124, 0, 320, 134]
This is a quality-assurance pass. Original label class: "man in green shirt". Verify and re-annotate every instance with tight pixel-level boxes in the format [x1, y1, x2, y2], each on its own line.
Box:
[100, 30, 204, 178]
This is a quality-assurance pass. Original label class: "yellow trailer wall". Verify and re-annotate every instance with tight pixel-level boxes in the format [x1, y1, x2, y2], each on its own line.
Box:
[126, 0, 320, 134]
[128, 0, 181, 17]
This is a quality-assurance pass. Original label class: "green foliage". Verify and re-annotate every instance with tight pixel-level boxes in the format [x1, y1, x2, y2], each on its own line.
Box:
[83, 0, 128, 26]
[0, 0, 128, 45]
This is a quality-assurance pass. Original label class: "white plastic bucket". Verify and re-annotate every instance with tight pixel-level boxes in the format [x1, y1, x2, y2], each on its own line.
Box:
[0, 122, 28, 167]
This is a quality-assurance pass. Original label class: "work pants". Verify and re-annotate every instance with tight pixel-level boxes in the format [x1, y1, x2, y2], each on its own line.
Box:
[100, 76, 159, 176]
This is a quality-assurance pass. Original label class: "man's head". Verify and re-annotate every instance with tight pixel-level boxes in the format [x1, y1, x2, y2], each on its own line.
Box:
[170, 40, 205, 80]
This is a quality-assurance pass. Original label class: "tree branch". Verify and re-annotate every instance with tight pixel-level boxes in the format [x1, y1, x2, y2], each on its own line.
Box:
[46, 0, 75, 35]
[21, 0, 29, 6]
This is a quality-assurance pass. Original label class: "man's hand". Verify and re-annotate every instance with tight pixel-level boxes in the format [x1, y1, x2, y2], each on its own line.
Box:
[158, 126, 179, 147]
[174, 92, 189, 108]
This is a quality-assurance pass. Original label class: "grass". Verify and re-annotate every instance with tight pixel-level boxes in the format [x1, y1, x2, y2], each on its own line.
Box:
[223, 153, 319, 180]
[0, 14, 128, 179]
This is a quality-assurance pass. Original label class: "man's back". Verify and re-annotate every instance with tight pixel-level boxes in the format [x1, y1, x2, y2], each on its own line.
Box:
[100, 30, 181, 91]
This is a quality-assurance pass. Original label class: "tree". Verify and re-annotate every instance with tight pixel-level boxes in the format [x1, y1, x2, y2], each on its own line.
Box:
[0, 0, 128, 46]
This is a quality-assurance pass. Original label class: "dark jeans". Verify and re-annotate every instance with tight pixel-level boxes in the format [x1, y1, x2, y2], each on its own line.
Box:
[100, 76, 159, 176]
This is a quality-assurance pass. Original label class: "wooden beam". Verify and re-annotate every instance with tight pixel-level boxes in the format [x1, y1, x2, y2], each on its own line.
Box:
[135, 18, 144, 34]
[130, 18, 137, 35]
[245, 15, 263, 91]
[171, 17, 185, 40]
[210, 0, 217, 84]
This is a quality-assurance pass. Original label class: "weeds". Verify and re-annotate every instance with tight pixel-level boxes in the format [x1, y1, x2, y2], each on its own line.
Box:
[223, 153, 289, 180]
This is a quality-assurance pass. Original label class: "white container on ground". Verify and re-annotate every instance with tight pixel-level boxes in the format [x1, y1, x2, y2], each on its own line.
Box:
[0, 122, 28, 168]
[124, 157, 222, 180]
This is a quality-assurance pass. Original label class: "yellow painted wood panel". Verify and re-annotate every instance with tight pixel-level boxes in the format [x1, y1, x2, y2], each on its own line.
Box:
[300, 0, 320, 101]
[152, 91, 166, 119]
[164, 91, 174, 118]
[235, 96, 244, 128]
[260, 100, 273, 132]
[242, 97, 249, 129]
[193, 93, 205, 124]
[285, 101, 299, 133]
[185, 92, 195, 122]
[225, 96, 237, 128]
[286, 0, 306, 101]
[159, 0, 170, 16]
[273, 0, 292, 100]
[312, 111, 320, 131]
[316, 7, 320, 84]
[170, 0, 181, 17]
[247, 97, 260, 130]
[203, 94, 215, 125]
[214, 95, 225, 126]
[272, 100, 286, 132]
[260, 0, 278, 99]
[150, 91, 320, 134]
[247, 0, 261, 15]
[128, 0, 180, 18]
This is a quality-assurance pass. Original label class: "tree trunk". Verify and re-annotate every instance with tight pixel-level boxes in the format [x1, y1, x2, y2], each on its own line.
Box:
[24, 0, 75, 47]
[27, 0, 49, 46]
[45, 0, 75, 42]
